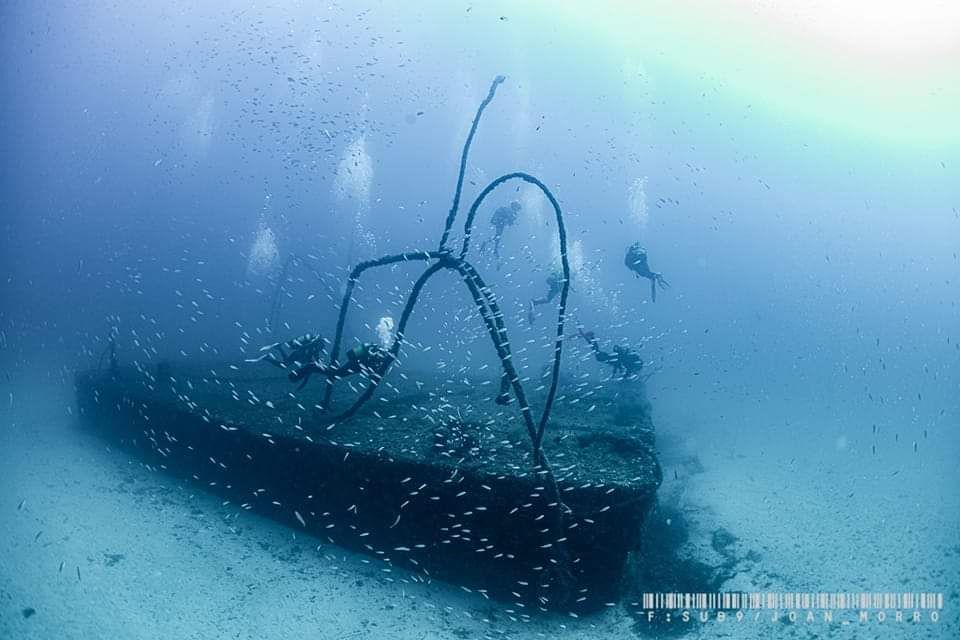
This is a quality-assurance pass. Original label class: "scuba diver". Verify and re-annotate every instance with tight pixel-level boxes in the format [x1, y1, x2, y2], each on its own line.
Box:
[624, 242, 670, 302]
[97, 327, 120, 372]
[247, 333, 390, 390]
[578, 328, 643, 379]
[287, 342, 390, 389]
[248, 333, 326, 370]
[527, 270, 566, 325]
[249, 334, 390, 390]
[479, 200, 521, 264]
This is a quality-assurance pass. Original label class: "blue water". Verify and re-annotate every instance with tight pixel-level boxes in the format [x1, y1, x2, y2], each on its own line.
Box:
[1, 3, 958, 639]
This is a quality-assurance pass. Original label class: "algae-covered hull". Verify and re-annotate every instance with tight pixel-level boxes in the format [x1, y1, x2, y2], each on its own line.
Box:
[75, 365, 661, 614]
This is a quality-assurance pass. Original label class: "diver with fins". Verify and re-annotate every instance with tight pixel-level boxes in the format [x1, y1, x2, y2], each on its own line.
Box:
[289, 342, 390, 388]
[527, 270, 567, 325]
[624, 242, 669, 302]
[479, 200, 521, 267]
[578, 327, 643, 379]
[248, 334, 389, 389]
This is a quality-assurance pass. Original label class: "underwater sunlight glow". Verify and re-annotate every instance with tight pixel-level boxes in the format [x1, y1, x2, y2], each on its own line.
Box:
[560, 0, 960, 146]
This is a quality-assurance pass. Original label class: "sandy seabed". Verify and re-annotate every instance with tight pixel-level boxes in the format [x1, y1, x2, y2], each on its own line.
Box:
[1, 372, 957, 640]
